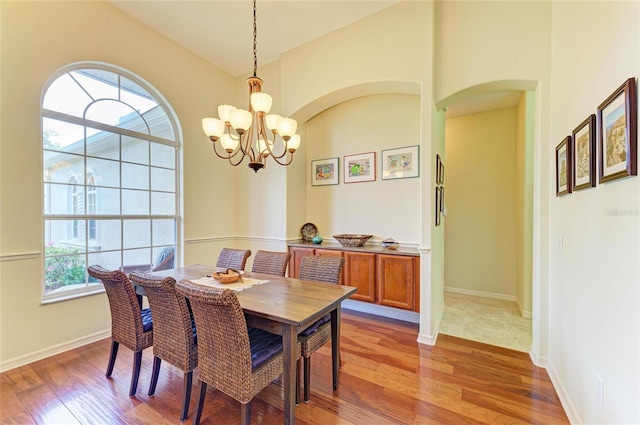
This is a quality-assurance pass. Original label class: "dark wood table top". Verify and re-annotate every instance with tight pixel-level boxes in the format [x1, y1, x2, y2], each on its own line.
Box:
[151, 264, 357, 328]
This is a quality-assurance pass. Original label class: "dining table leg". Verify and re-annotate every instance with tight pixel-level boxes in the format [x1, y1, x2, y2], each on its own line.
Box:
[330, 306, 341, 390]
[282, 324, 297, 425]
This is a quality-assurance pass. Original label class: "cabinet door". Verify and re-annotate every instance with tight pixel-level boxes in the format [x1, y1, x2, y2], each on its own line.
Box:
[377, 254, 415, 311]
[315, 249, 345, 285]
[288, 247, 315, 278]
[344, 252, 376, 303]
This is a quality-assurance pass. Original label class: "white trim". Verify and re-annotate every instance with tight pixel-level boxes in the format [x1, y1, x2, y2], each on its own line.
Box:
[445, 286, 517, 302]
[184, 236, 237, 244]
[235, 235, 289, 244]
[516, 298, 533, 318]
[342, 300, 419, 324]
[0, 329, 111, 373]
[0, 252, 41, 262]
[417, 331, 438, 345]
[546, 359, 581, 424]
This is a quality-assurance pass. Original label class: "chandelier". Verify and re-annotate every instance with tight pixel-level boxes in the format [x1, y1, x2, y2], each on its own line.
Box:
[201, 0, 300, 172]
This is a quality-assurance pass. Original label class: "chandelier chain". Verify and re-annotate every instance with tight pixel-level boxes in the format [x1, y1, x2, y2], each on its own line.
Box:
[253, 0, 258, 77]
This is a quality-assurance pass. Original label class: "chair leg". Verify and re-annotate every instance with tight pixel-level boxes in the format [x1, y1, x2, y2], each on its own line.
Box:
[295, 358, 301, 405]
[106, 341, 119, 377]
[240, 402, 251, 425]
[129, 351, 143, 397]
[192, 380, 207, 425]
[148, 356, 162, 396]
[303, 356, 311, 403]
[180, 371, 193, 421]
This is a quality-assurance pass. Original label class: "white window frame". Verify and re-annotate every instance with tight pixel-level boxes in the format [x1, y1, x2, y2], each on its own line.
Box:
[41, 62, 182, 303]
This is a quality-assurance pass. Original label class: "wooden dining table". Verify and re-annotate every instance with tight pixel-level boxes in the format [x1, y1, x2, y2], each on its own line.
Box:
[147, 264, 357, 425]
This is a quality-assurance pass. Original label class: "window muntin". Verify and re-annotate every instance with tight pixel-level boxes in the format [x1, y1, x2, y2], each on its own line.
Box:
[42, 63, 180, 301]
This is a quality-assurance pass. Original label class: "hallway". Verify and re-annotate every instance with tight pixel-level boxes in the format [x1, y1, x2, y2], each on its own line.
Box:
[439, 292, 532, 352]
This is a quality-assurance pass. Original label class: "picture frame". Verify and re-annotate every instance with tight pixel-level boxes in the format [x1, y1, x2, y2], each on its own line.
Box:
[381, 145, 419, 180]
[434, 186, 441, 226]
[439, 162, 445, 185]
[344, 152, 376, 183]
[555, 136, 572, 196]
[440, 186, 445, 213]
[572, 114, 596, 191]
[598, 78, 637, 183]
[311, 157, 339, 186]
[436, 154, 442, 184]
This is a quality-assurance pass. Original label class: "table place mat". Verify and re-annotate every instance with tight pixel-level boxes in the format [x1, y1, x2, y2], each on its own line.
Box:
[189, 276, 269, 291]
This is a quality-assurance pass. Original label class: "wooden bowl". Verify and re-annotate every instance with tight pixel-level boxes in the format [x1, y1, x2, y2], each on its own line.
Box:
[211, 269, 242, 284]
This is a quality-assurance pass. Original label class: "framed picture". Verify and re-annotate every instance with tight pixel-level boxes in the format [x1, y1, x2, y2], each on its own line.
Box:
[435, 186, 442, 226]
[439, 162, 445, 185]
[381, 145, 419, 180]
[598, 78, 637, 183]
[344, 152, 376, 183]
[436, 154, 442, 184]
[572, 114, 596, 191]
[440, 186, 445, 213]
[555, 136, 572, 196]
[311, 157, 339, 186]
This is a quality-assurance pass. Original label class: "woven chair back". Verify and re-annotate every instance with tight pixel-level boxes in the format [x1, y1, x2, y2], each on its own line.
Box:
[216, 248, 252, 271]
[129, 272, 197, 372]
[88, 265, 150, 352]
[298, 256, 344, 285]
[251, 250, 291, 276]
[175, 280, 254, 402]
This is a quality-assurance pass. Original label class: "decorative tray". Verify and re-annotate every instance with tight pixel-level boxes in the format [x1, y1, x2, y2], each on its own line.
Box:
[300, 222, 318, 242]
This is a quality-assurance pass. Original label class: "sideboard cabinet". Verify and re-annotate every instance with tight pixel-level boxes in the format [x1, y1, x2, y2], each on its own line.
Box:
[288, 243, 419, 312]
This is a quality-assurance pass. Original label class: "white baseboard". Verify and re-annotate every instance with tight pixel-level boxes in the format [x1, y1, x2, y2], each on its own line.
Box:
[546, 359, 581, 424]
[445, 286, 517, 302]
[417, 331, 437, 345]
[516, 298, 532, 318]
[0, 329, 110, 373]
[342, 300, 419, 324]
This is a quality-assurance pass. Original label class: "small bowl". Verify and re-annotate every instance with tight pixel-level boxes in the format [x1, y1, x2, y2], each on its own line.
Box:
[211, 269, 243, 284]
[333, 234, 373, 247]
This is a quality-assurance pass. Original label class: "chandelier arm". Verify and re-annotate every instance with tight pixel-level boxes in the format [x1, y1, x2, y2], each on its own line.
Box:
[267, 151, 295, 166]
[257, 120, 288, 159]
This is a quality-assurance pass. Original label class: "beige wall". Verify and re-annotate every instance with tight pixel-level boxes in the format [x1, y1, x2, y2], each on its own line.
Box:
[516, 92, 535, 317]
[549, 2, 640, 423]
[444, 107, 518, 297]
[304, 94, 421, 243]
[0, 0, 237, 366]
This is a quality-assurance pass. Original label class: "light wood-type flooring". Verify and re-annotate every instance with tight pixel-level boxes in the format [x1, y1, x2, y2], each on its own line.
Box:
[1, 310, 568, 424]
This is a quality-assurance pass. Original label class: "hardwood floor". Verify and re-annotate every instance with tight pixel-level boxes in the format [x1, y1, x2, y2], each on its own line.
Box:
[1, 310, 569, 424]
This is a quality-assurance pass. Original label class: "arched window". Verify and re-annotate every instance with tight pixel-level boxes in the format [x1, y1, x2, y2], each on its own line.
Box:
[42, 63, 181, 301]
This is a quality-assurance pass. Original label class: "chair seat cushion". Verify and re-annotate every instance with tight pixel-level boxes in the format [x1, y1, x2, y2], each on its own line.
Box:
[141, 308, 153, 333]
[300, 313, 331, 337]
[248, 327, 282, 370]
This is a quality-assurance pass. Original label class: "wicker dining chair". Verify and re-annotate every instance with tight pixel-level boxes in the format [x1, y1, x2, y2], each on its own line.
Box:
[250, 250, 291, 276]
[216, 248, 252, 271]
[87, 265, 153, 397]
[129, 271, 197, 421]
[297, 255, 345, 403]
[175, 279, 299, 425]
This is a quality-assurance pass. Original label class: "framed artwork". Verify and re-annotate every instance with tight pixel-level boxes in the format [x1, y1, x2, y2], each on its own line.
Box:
[435, 186, 442, 226]
[381, 145, 419, 180]
[440, 186, 445, 213]
[598, 78, 637, 183]
[344, 152, 376, 183]
[555, 136, 572, 196]
[311, 157, 339, 186]
[439, 161, 445, 185]
[572, 114, 596, 191]
[436, 154, 442, 184]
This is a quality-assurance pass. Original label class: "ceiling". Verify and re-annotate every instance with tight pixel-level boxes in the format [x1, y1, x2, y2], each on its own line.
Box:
[108, 0, 521, 117]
